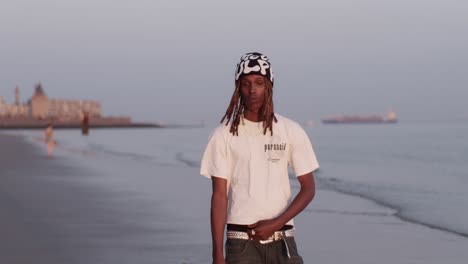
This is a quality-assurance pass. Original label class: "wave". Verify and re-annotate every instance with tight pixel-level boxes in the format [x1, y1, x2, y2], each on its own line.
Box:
[305, 208, 395, 217]
[175, 152, 200, 168]
[316, 176, 468, 239]
[167, 153, 468, 238]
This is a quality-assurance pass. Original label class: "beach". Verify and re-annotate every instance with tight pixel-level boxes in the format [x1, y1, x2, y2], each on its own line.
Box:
[0, 132, 213, 264]
[1, 124, 468, 263]
[0, 134, 71, 263]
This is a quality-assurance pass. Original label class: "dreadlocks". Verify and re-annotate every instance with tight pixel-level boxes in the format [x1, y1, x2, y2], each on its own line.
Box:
[220, 77, 278, 136]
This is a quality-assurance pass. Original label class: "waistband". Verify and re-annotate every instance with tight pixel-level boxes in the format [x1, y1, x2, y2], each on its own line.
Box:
[226, 228, 295, 253]
[227, 224, 294, 232]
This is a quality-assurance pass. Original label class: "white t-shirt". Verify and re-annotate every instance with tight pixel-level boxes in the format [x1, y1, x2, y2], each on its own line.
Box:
[200, 113, 319, 225]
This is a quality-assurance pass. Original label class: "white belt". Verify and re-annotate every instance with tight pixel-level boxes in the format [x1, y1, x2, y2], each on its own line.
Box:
[226, 228, 295, 244]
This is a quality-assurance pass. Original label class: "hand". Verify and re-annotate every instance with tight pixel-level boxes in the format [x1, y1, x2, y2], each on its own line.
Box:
[213, 252, 225, 264]
[213, 257, 226, 264]
[247, 219, 284, 240]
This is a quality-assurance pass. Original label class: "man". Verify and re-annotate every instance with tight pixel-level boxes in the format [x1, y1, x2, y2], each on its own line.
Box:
[200, 52, 320, 264]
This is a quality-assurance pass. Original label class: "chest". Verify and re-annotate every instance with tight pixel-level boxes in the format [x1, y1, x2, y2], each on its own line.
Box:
[227, 130, 289, 166]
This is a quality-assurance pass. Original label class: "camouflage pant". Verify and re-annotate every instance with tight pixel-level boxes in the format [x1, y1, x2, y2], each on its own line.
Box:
[225, 237, 303, 264]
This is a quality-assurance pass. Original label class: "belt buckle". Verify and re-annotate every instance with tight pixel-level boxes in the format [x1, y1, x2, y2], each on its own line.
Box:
[274, 231, 284, 241]
[259, 238, 274, 244]
[259, 233, 275, 244]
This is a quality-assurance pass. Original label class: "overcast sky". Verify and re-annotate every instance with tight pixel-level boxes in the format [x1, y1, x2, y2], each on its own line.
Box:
[1, 0, 467, 124]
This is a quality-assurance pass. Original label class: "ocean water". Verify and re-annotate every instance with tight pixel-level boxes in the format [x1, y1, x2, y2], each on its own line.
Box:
[311, 122, 468, 238]
[21, 121, 468, 237]
[12, 121, 468, 262]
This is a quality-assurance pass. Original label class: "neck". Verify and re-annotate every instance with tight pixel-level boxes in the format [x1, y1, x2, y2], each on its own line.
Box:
[243, 108, 263, 122]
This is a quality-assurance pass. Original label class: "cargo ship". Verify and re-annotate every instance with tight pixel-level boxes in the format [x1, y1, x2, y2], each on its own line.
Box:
[321, 111, 398, 124]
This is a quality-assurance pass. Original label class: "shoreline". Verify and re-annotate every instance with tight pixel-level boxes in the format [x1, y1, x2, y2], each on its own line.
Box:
[315, 176, 468, 239]
[295, 187, 468, 263]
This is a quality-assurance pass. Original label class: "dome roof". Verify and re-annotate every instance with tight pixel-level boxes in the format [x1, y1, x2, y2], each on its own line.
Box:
[32, 83, 47, 98]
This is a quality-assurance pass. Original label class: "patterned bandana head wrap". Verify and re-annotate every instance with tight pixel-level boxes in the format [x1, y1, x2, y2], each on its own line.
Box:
[235, 52, 274, 86]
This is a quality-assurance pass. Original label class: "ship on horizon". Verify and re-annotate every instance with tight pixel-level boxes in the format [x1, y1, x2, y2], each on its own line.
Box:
[321, 111, 398, 124]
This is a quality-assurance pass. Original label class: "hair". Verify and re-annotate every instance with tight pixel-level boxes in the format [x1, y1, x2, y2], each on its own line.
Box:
[220, 76, 277, 136]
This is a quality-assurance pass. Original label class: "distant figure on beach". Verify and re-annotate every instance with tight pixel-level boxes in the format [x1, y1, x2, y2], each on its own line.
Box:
[200, 52, 320, 264]
[44, 123, 55, 158]
[81, 111, 89, 136]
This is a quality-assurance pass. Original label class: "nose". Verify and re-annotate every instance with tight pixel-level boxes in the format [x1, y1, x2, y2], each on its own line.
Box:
[249, 85, 256, 95]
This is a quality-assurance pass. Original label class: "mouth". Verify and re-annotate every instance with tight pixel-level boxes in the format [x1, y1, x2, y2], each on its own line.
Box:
[244, 96, 262, 108]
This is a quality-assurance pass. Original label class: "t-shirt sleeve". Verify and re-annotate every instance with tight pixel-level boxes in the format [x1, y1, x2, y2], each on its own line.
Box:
[288, 124, 320, 176]
[200, 127, 229, 180]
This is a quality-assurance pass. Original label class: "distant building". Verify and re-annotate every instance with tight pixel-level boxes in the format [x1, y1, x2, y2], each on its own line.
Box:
[0, 96, 5, 116]
[1, 83, 103, 119]
[30, 83, 49, 119]
[15, 86, 20, 105]
[48, 99, 101, 119]
[4, 104, 29, 117]
[0, 95, 29, 117]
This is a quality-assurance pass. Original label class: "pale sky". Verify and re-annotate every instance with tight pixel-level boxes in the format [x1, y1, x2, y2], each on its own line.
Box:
[1, 0, 467, 124]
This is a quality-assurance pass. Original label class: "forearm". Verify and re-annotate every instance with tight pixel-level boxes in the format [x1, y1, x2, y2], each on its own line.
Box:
[211, 192, 227, 259]
[275, 180, 315, 226]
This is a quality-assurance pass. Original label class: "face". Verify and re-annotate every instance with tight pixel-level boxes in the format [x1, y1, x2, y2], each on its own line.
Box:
[239, 75, 266, 112]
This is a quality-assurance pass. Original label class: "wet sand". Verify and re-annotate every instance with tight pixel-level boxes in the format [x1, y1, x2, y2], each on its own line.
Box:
[0, 133, 212, 264]
[0, 133, 71, 263]
[0, 134, 174, 264]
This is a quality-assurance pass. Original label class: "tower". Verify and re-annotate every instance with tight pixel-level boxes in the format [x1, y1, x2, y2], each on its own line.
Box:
[30, 83, 49, 119]
[15, 85, 20, 105]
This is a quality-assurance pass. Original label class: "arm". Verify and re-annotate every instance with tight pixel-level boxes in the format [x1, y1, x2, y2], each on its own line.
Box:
[249, 172, 315, 240]
[275, 171, 315, 225]
[211, 176, 228, 264]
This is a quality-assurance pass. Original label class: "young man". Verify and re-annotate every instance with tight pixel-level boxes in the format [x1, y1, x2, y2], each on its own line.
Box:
[200, 52, 319, 264]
